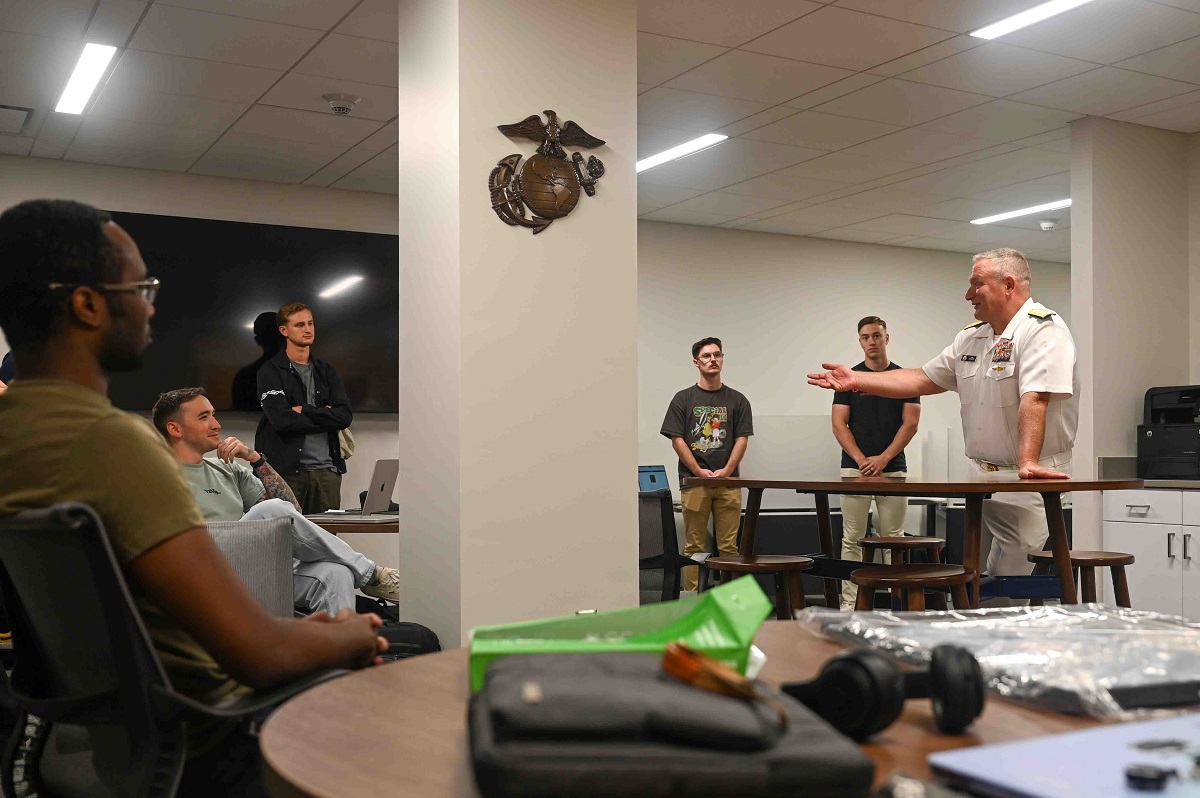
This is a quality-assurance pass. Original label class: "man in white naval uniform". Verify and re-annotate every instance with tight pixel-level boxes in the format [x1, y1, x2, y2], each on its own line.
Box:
[808, 247, 1078, 581]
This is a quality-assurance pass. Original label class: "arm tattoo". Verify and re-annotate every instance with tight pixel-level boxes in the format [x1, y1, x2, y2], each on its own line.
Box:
[256, 463, 301, 512]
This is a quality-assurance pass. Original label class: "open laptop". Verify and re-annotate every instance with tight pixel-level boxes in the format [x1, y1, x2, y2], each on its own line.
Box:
[306, 458, 399, 521]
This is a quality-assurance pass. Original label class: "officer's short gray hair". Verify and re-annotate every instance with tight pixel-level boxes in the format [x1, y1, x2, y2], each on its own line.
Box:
[973, 248, 1031, 287]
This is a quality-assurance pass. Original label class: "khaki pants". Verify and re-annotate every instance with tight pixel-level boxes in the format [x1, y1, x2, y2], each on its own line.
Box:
[839, 468, 908, 608]
[680, 486, 742, 592]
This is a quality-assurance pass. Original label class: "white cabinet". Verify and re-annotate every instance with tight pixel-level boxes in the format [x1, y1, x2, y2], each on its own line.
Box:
[1103, 489, 1200, 620]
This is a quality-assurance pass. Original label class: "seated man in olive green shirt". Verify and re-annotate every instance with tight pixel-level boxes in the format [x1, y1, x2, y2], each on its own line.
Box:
[0, 199, 386, 797]
[151, 387, 399, 613]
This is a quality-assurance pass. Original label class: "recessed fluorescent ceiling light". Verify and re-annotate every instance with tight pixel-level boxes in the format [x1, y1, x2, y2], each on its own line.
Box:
[318, 275, 364, 298]
[971, 0, 1098, 39]
[636, 133, 728, 173]
[55, 43, 117, 114]
[971, 199, 1071, 225]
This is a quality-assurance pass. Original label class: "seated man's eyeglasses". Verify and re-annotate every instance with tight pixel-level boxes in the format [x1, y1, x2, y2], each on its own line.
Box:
[698, 352, 724, 362]
[47, 277, 161, 304]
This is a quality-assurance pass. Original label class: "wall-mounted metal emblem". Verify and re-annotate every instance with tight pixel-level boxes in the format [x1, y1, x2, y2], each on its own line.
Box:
[489, 110, 605, 234]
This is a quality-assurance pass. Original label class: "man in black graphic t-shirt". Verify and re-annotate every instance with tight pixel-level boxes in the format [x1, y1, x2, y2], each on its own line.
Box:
[832, 316, 920, 609]
[661, 337, 753, 592]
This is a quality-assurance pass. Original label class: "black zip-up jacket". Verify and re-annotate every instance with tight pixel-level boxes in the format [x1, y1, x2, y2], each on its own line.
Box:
[254, 348, 352, 476]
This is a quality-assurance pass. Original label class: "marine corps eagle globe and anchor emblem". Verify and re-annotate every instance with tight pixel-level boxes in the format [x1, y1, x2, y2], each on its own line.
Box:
[489, 110, 605, 234]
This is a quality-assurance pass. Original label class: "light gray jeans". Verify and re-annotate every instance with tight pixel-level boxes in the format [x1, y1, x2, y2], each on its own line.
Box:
[240, 499, 375, 615]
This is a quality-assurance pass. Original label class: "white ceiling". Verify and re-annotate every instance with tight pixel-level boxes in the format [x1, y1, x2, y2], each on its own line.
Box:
[0, 0, 398, 193]
[3, 2, 1200, 260]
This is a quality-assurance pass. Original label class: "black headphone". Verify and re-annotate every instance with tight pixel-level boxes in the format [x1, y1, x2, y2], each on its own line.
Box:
[781, 645, 985, 740]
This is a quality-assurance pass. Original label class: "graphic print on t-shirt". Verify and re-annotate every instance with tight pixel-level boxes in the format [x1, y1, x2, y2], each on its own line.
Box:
[690, 406, 728, 453]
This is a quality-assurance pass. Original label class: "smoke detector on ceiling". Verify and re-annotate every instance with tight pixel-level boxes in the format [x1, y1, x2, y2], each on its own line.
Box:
[1038, 219, 1059, 232]
[322, 93, 361, 115]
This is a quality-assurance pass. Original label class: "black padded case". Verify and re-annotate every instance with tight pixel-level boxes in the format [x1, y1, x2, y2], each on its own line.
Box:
[469, 653, 875, 798]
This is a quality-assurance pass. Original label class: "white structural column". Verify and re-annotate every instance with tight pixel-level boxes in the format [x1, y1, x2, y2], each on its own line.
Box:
[398, 0, 638, 645]
[1070, 117, 1191, 549]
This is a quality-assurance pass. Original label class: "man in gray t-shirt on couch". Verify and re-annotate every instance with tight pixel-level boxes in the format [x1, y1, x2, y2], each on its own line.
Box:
[152, 387, 398, 614]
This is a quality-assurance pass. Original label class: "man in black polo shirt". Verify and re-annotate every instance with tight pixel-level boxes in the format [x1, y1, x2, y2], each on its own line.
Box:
[832, 316, 921, 609]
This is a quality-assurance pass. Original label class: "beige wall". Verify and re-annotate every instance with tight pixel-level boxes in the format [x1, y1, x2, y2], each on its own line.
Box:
[399, 0, 639, 645]
[638, 220, 1072, 492]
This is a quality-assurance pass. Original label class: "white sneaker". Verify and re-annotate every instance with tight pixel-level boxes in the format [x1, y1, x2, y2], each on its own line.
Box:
[363, 566, 400, 602]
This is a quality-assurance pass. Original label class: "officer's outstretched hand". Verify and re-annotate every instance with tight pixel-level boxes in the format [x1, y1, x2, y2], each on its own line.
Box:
[1018, 462, 1070, 480]
[808, 363, 858, 392]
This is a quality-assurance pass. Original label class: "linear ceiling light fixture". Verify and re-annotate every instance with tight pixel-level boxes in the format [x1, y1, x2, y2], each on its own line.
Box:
[636, 133, 728, 173]
[318, 275, 364, 298]
[971, 199, 1071, 225]
[55, 43, 117, 114]
[970, 0, 1098, 39]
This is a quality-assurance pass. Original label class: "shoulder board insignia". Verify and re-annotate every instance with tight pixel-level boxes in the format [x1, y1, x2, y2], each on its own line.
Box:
[963, 321, 985, 329]
[1028, 308, 1055, 320]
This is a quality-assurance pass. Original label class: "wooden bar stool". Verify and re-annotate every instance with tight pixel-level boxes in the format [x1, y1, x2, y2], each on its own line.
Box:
[703, 555, 814, 620]
[861, 535, 945, 565]
[851, 564, 975, 612]
[1026, 550, 1134, 607]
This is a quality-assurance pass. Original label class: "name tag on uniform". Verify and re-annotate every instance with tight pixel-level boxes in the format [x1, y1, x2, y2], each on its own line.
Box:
[960, 355, 977, 362]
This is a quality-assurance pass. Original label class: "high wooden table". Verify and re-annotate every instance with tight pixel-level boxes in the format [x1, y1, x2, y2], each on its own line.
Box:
[260, 622, 1099, 797]
[308, 516, 398, 535]
[683, 476, 1143, 608]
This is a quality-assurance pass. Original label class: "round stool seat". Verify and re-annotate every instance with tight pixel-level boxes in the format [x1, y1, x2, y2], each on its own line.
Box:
[705, 554, 814, 572]
[1027, 550, 1134, 567]
[861, 536, 945, 550]
[850, 564, 973, 588]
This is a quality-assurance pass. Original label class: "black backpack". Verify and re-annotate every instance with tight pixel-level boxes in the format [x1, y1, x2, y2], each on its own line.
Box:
[356, 595, 441, 661]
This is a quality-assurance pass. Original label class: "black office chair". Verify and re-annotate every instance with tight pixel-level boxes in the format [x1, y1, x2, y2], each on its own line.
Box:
[0, 503, 346, 798]
[638, 489, 697, 603]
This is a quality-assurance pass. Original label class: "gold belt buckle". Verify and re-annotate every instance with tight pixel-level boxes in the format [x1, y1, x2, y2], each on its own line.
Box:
[981, 461, 1000, 472]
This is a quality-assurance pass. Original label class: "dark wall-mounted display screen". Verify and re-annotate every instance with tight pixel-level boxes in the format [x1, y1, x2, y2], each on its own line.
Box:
[107, 211, 398, 412]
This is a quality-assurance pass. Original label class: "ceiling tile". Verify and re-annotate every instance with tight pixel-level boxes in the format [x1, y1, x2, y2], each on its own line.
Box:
[665, 50, 853, 105]
[65, 115, 222, 171]
[157, 0, 359, 30]
[917, 100, 1083, 143]
[637, 0, 822, 47]
[0, 31, 81, 109]
[354, 122, 397, 155]
[638, 84, 654, 94]
[30, 113, 83, 159]
[129, 4, 322, 70]
[892, 236, 982, 254]
[259, 72, 397, 121]
[1116, 35, 1200, 83]
[999, 0, 1200, 64]
[826, 187, 958, 213]
[720, 172, 850, 201]
[89, 83, 248, 131]
[739, 111, 902, 150]
[638, 33, 726, 85]
[745, 201, 812, 218]
[191, 130, 346, 183]
[105, 49, 282, 103]
[635, 137, 824, 190]
[781, 73, 887, 109]
[1151, 0, 1200, 10]
[0, 0, 92, 39]
[742, 203, 885, 230]
[1109, 88, 1200, 121]
[833, 0, 1047, 34]
[0, 135, 33, 156]
[911, 197, 1015, 222]
[303, 145, 379, 187]
[841, 127, 997, 163]
[0, 108, 28, 134]
[843, 214, 964, 236]
[638, 124, 704, 160]
[637, 184, 707, 208]
[292, 33, 398, 87]
[637, 87, 770, 132]
[812, 79, 991, 127]
[669, 191, 795, 215]
[933, 222, 1051, 247]
[991, 207, 1072, 232]
[229, 104, 383, 149]
[640, 207, 739, 226]
[915, 142, 1028, 168]
[330, 143, 397, 193]
[777, 152, 921, 182]
[334, 0, 398, 42]
[899, 43, 1097, 96]
[1120, 99, 1200, 132]
[86, 1, 148, 48]
[966, 171, 1071, 205]
[744, 6, 953, 71]
[738, 217, 830, 235]
[810, 228, 902, 243]
[1010, 128, 1072, 149]
[866, 35, 981, 77]
[1009, 67, 1197, 116]
[715, 106, 804, 137]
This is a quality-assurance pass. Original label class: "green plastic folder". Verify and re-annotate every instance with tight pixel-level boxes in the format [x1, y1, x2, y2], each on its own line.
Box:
[468, 575, 773, 692]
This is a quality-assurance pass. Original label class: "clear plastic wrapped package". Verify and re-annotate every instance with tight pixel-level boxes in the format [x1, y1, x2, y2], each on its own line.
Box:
[797, 604, 1200, 719]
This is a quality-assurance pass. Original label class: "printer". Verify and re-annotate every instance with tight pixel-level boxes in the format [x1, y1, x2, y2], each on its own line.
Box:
[1138, 385, 1200, 479]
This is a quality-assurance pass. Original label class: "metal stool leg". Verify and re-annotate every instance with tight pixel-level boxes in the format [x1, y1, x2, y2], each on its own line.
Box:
[1111, 566, 1132, 608]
